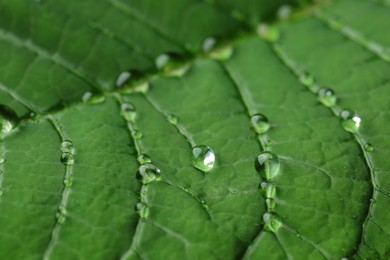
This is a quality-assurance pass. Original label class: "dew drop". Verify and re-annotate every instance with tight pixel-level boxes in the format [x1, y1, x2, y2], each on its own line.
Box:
[255, 152, 280, 180]
[266, 198, 276, 209]
[277, 5, 292, 20]
[0, 158, 4, 164]
[61, 140, 75, 154]
[364, 143, 374, 152]
[121, 103, 137, 122]
[82, 92, 106, 104]
[192, 145, 215, 172]
[167, 114, 178, 125]
[137, 154, 152, 165]
[340, 110, 361, 133]
[137, 163, 161, 184]
[263, 212, 282, 232]
[299, 72, 314, 87]
[115, 70, 149, 94]
[318, 88, 337, 107]
[56, 206, 67, 224]
[155, 53, 190, 77]
[64, 177, 73, 187]
[202, 37, 234, 61]
[264, 139, 272, 147]
[0, 105, 19, 139]
[136, 202, 150, 219]
[259, 182, 276, 198]
[251, 114, 270, 134]
[60, 152, 74, 166]
[132, 130, 143, 139]
[257, 24, 280, 42]
[115, 71, 131, 87]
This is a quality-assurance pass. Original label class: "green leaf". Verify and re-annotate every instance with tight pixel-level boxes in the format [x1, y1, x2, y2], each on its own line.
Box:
[0, 0, 389, 259]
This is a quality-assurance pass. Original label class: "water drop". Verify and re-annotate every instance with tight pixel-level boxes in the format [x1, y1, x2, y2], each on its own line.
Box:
[155, 53, 190, 77]
[115, 70, 149, 93]
[250, 114, 270, 134]
[137, 154, 152, 165]
[192, 145, 215, 172]
[121, 103, 137, 122]
[82, 92, 106, 104]
[137, 163, 161, 184]
[64, 177, 73, 187]
[60, 152, 74, 166]
[167, 114, 178, 125]
[318, 88, 337, 107]
[61, 140, 75, 154]
[299, 72, 314, 87]
[266, 198, 276, 209]
[136, 202, 150, 219]
[0, 158, 4, 164]
[115, 71, 131, 87]
[202, 37, 233, 61]
[264, 139, 272, 147]
[132, 130, 143, 139]
[255, 152, 280, 180]
[259, 182, 276, 198]
[0, 105, 19, 138]
[277, 5, 292, 20]
[340, 110, 361, 133]
[257, 24, 280, 42]
[56, 206, 67, 224]
[263, 212, 282, 232]
[364, 143, 374, 152]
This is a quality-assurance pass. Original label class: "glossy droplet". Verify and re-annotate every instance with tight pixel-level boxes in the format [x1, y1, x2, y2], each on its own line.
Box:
[155, 53, 190, 77]
[340, 110, 361, 133]
[82, 92, 106, 104]
[263, 212, 282, 232]
[255, 152, 280, 180]
[61, 140, 75, 154]
[259, 182, 276, 198]
[121, 103, 136, 122]
[364, 143, 374, 152]
[137, 154, 152, 164]
[202, 37, 233, 60]
[167, 114, 177, 125]
[56, 206, 67, 224]
[266, 198, 276, 209]
[115, 71, 131, 87]
[299, 72, 314, 87]
[318, 88, 337, 107]
[251, 114, 270, 134]
[137, 163, 161, 184]
[136, 202, 150, 219]
[257, 24, 280, 42]
[192, 145, 215, 172]
[264, 139, 272, 147]
[115, 70, 149, 94]
[0, 105, 19, 138]
[132, 130, 143, 139]
[277, 5, 292, 20]
[0, 158, 4, 164]
[60, 152, 74, 166]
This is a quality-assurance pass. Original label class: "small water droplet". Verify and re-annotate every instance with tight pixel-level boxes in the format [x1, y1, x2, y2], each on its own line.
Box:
[82, 92, 106, 104]
[137, 154, 152, 165]
[202, 37, 233, 61]
[167, 114, 178, 125]
[64, 177, 73, 187]
[121, 103, 137, 122]
[60, 152, 74, 165]
[266, 198, 276, 209]
[0, 105, 19, 138]
[132, 130, 143, 139]
[61, 140, 75, 154]
[340, 258, 348, 260]
[277, 5, 292, 20]
[364, 143, 374, 152]
[0, 158, 4, 164]
[192, 145, 215, 172]
[137, 163, 161, 184]
[115, 70, 149, 93]
[136, 202, 150, 219]
[255, 152, 280, 180]
[115, 71, 131, 87]
[318, 88, 337, 107]
[259, 182, 276, 198]
[264, 139, 272, 147]
[299, 72, 314, 87]
[340, 110, 361, 133]
[263, 212, 282, 232]
[155, 53, 190, 77]
[56, 206, 67, 224]
[257, 24, 280, 42]
[251, 114, 270, 134]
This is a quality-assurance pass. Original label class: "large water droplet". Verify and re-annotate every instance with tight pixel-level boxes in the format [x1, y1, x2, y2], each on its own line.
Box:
[61, 140, 75, 154]
[255, 152, 280, 180]
[137, 163, 161, 184]
[121, 103, 137, 122]
[82, 92, 106, 104]
[257, 24, 280, 42]
[263, 212, 282, 232]
[60, 152, 74, 166]
[136, 202, 150, 219]
[251, 114, 270, 134]
[192, 145, 215, 172]
[137, 154, 152, 165]
[202, 37, 233, 61]
[318, 88, 337, 107]
[0, 105, 19, 138]
[364, 143, 374, 152]
[340, 110, 361, 133]
[155, 53, 190, 77]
